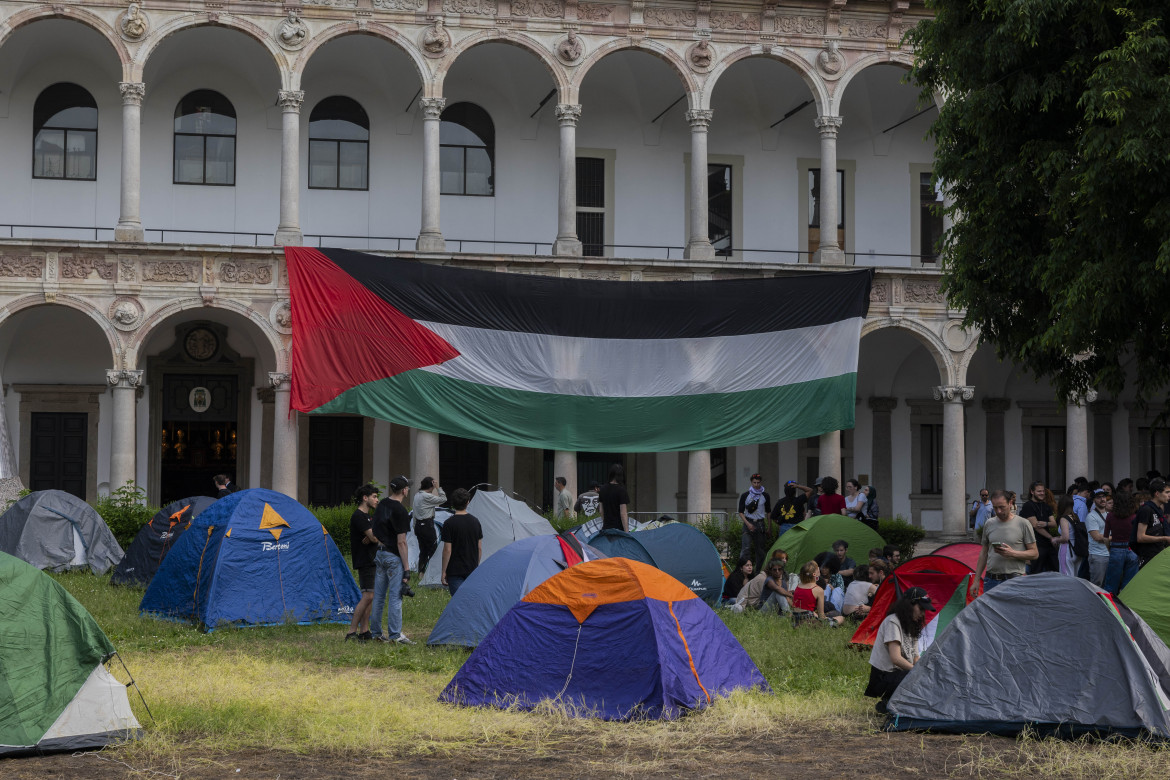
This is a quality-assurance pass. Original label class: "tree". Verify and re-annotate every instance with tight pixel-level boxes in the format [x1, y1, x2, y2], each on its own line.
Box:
[909, 1, 1170, 404]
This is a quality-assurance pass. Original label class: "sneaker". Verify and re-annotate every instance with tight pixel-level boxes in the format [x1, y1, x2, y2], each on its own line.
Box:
[393, 634, 415, 645]
[372, 634, 391, 643]
[358, 631, 372, 643]
[344, 631, 358, 642]
[875, 699, 889, 715]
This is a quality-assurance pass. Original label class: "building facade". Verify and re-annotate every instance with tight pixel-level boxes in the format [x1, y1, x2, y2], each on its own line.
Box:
[0, 0, 1161, 537]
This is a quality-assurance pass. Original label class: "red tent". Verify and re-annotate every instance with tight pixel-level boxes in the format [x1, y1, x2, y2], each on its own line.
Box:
[850, 553, 981, 647]
[930, 542, 981, 570]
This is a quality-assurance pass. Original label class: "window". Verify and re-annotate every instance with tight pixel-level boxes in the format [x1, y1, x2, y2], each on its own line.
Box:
[808, 167, 845, 255]
[33, 83, 97, 180]
[308, 96, 369, 190]
[1031, 426, 1066, 493]
[709, 164, 732, 256]
[918, 171, 944, 264]
[1138, 427, 1170, 476]
[174, 90, 236, 185]
[919, 424, 943, 494]
[440, 102, 494, 196]
[711, 447, 728, 495]
[577, 156, 605, 256]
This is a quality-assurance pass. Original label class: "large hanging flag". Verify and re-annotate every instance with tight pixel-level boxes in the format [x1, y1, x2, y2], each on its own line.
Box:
[284, 247, 872, 451]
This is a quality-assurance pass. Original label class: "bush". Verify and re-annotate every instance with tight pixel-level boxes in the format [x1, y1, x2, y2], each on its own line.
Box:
[310, 503, 356, 559]
[696, 515, 742, 564]
[878, 516, 927, 559]
[93, 481, 158, 550]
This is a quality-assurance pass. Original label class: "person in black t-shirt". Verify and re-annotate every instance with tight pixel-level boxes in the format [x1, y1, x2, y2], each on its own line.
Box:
[598, 463, 631, 531]
[1133, 478, 1170, 566]
[345, 484, 379, 642]
[1019, 481, 1058, 573]
[369, 475, 415, 644]
[770, 482, 808, 536]
[440, 488, 483, 597]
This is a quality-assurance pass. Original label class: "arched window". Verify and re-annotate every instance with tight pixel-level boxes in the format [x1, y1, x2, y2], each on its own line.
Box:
[33, 83, 98, 180]
[174, 90, 236, 185]
[308, 96, 369, 191]
[440, 102, 494, 196]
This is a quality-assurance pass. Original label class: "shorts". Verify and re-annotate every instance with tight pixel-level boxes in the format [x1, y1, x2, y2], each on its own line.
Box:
[357, 565, 375, 591]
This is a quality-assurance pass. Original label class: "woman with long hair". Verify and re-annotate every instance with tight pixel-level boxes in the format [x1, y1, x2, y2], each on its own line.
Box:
[843, 478, 867, 520]
[817, 476, 846, 516]
[1104, 490, 1141, 595]
[865, 586, 935, 713]
[792, 560, 843, 626]
[721, 556, 753, 604]
[1051, 494, 1082, 577]
[598, 462, 630, 532]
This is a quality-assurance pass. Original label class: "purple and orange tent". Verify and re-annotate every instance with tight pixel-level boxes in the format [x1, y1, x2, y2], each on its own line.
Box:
[440, 558, 770, 720]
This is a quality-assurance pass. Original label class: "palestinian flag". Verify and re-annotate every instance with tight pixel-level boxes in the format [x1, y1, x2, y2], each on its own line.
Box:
[284, 247, 872, 451]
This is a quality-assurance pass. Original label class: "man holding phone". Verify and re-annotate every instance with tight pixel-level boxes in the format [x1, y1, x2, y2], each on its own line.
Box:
[975, 489, 1038, 593]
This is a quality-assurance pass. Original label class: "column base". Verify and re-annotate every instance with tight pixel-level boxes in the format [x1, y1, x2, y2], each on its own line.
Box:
[417, 233, 447, 253]
[553, 237, 583, 257]
[274, 228, 303, 246]
[813, 246, 846, 265]
[114, 224, 144, 242]
[684, 241, 716, 261]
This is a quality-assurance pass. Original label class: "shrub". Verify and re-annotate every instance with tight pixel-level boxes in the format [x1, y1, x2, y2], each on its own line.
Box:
[93, 481, 157, 550]
[696, 515, 742, 564]
[878, 516, 927, 559]
[310, 503, 356, 559]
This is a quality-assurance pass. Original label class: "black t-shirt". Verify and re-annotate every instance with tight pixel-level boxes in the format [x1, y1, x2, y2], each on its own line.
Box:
[372, 497, 411, 562]
[598, 482, 631, 530]
[441, 512, 484, 579]
[349, 508, 374, 570]
[771, 496, 807, 525]
[1020, 500, 1054, 547]
[1133, 501, 1167, 560]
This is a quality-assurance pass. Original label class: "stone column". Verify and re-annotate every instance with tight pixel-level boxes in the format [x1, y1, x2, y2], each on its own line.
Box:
[981, 398, 1010, 490]
[686, 449, 711, 516]
[818, 430, 841, 485]
[414, 430, 440, 488]
[1090, 399, 1117, 482]
[1066, 391, 1096, 483]
[684, 109, 715, 260]
[934, 385, 974, 537]
[418, 97, 447, 252]
[106, 370, 142, 491]
[269, 373, 298, 498]
[553, 104, 583, 257]
[553, 450, 577, 502]
[274, 90, 305, 246]
[813, 115, 845, 265]
[257, 387, 275, 489]
[868, 397, 898, 502]
[115, 82, 145, 242]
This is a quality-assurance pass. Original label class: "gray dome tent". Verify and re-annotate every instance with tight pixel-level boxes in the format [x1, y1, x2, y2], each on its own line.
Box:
[887, 574, 1170, 739]
[0, 490, 123, 574]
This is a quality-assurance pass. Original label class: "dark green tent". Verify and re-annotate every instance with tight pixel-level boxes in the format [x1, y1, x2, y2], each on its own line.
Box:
[1121, 547, 1170, 647]
[764, 514, 884, 569]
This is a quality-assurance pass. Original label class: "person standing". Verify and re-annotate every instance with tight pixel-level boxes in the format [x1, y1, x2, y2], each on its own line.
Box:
[975, 490, 1038, 592]
[345, 483, 379, 642]
[1133, 478, 1170, 567]
[817, 477, 847, 517]
[970, 489, 992, 532]
[1104, 490, 1141, 594]
[411, 476, 446, 579]
[369, 475, 414, 645]
[213, 474, 238, 498]
[1084, 489, 1112, 586]
[440, 488, 482, 597]
[770, 481, 808, 536]
[599, 463, 630, 532]
[1019, 481, 1058, 573]
[554, 476, 574, 521]
[737, 473, 771, 569]
[843, 479, 868, 520]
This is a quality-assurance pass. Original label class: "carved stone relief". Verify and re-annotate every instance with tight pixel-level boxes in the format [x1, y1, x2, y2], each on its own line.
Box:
[372, 0, 425, 9]
[687, 39, 714, 73]
[556, 32, 585, 64]
[442, 0, 497, 14]
[577, 3, 613, 21]
[301, 0, 359, 6]
[119, 3, 148, 41]
[119, 258, 136, 282]
[904, 280, 944, 304]
[276, 10, 309, 50]
[0, 256, 43, 279]
[841, 17, 889, 38]
[219, 262, 274, 285]
[270, 301, 293, 334]
[62, 255, 115, 280]
[816, 39, 845, 79]
[709, 10, 760, 31]
[420, 18, 451, 56]
[142, 260, 200, 283]
[108, 297, 145, 331]
[775, 14, 825, 35]
[644, 7, 695, 27]
[512, 0, 564, 18]
[869, 280, 889, 303]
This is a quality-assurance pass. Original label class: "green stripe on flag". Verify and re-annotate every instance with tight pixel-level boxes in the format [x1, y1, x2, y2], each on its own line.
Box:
[933, 574, 971, 639]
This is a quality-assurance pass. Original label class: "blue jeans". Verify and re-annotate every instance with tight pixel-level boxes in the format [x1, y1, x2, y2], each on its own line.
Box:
[370, 550, 404, 639]
[447, 575, 466, 597]
[1104, 547, 1140, 595]
[982, 575, 1019, 592]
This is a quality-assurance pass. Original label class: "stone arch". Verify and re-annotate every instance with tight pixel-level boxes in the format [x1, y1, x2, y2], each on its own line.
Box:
[0, 294, 122, 369]
[830, 50, 918, 117]
[438, 29, 570, 99]
[861, 316, 954, 385]
[0, 6, 131, 75]
[702, 45, 828, 114]
[132, 13, 288, 85]
[571, 37, 699, 99]
[125, 297, 285, 374]
[290, 22, 429, 92]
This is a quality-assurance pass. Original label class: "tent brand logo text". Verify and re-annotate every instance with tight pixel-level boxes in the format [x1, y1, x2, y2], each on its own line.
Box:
[261, 541, 290, 551]
[689, 579, 706, 591]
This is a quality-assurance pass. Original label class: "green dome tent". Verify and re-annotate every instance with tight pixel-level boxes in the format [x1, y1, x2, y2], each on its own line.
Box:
[0, 551, 141, 756]
[1121, 547, 1170, 647]
[764, 514, 884, 569]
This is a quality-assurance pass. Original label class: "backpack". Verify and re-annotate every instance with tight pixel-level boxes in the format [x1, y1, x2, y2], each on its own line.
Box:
[1068, 514, 1089, 560]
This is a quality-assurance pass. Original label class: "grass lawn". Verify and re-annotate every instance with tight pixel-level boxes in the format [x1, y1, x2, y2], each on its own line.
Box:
[31, 571, 1170, 778]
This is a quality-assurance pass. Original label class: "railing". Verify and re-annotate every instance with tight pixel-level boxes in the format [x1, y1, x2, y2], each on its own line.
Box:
[629, 510, 730, 527]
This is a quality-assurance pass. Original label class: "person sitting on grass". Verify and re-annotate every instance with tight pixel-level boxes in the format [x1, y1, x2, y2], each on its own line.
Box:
[842, 564, 876, 619]
[792, 560, 844, 626]
[868, 547, 885, 566]
[722, 556, 753, 604]
[865, 587, 935, 714]
[883, 544, 902, 567]
[817, 555, 846, 614]
[759, 559, 793, 614]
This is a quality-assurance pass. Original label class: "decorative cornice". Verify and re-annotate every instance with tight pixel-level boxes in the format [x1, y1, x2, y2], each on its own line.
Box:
[107, 369, 144, 387]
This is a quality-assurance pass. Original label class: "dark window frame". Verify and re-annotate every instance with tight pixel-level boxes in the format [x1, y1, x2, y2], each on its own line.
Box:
[576, 156, 606, 257]
[1031, 425, 1067, 494]
[439, 102, 495, 197]
[173, 90, 237, 187]
[919, 171, 944, 265]
[32, 82, 98, 182]
[308, 96, 370, 192]
[919, 423, 943, 495]
[708, 163, 733, 257]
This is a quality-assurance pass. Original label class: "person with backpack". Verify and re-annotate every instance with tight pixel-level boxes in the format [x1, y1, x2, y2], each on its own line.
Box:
[1052, 495, 1087, 578]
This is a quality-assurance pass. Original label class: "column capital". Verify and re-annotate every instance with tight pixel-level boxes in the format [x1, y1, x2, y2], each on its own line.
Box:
[118, 82, 145, 106]
[685, 109, 713, 129]
[554, 103, 582, 126]
[268, 372, 291, 390]
[815, 115, 843, 137]
[981, 396, 1011, 413]
[933, 385, 974, 403]
[1070, 390, 1099, 405]
[867, 396, 898, 413]
[277, 90, 304, 112]
[106, 369, 143, 387]
[420, 97, 447, 119]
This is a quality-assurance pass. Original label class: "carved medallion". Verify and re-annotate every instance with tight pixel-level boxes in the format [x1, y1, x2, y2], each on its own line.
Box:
[185, 327, 219, 361]
[119, 2, 149, 41]
[108, 297, 145, 331]
[556, 31, 584, 65]
[271, 301, 293, 334]
[420, 18, 451, 57]
[816, 40, 845, 80]
[687, 39, 714, 73]
[276, 10, 309, 51]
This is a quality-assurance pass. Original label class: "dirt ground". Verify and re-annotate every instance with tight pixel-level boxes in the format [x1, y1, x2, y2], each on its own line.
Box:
[1, 730, 1028, 779]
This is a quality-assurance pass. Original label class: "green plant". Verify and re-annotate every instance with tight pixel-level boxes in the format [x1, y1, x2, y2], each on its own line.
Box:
[308, 503, 356, 558]
[93, 481, 158, 550]
[878, 516, 927, 559]
[696, 515, 742, 564]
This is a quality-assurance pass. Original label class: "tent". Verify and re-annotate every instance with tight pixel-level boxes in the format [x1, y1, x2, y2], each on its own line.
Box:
[0, 551, 140, 756]
[851, 553, 980, 649]
[587, 523, 724, 605]
[888, 574, 1170, 738]
[929, 542, 981, 569]
[420, 488, 554, 586]
[764, 514, 884, 570]
[572, 514, 663, 539]
[0, 489, 123, 574]
[111, 496, 217, 587]
[427, 533, 606, 647]
[1121, 547, 1170, 648]
[440, 558, 770, 720]
[140, 489, 360, 630]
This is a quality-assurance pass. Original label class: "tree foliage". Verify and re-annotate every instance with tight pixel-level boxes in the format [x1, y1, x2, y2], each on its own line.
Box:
[909, 1, 1170, 403]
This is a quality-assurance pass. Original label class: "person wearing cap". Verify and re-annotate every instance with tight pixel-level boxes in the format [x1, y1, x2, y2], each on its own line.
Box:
[864, 586, 935, 713]
[737, 473, 772, 570]
[1084, 488, 1112, 586]
[411, 476, 446, 579]
[369, 475, 415, 645]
